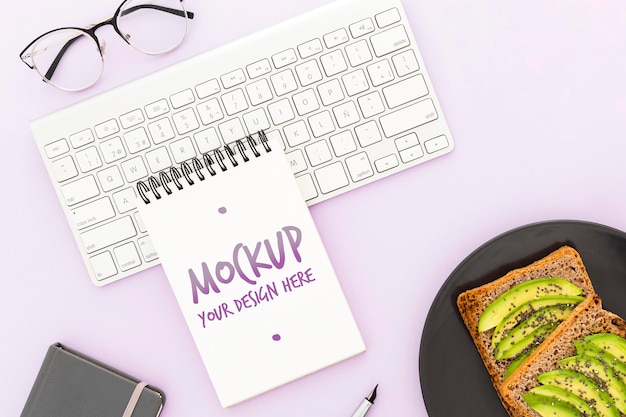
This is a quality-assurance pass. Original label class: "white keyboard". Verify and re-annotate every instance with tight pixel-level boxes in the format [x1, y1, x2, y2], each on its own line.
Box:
[31, 0, 454, 286]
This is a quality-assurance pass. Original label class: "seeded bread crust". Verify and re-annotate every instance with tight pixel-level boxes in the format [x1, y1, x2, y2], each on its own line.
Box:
[502, 298, 626, 417]
[456, 246, 596, 395]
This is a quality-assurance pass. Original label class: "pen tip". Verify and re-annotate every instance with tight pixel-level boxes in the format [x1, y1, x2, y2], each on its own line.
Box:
[367, 384, 378, 403]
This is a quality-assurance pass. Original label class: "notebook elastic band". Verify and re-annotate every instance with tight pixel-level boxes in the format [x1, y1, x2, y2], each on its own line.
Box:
[122, 381, 148, 417]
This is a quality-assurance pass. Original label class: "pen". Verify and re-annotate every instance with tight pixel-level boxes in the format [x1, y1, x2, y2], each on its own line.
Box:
[350, 384, 378, 417]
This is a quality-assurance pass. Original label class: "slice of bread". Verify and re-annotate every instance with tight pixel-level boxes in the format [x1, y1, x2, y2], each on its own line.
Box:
[502, 297, 626, 417]
[457, 246, 597, 395]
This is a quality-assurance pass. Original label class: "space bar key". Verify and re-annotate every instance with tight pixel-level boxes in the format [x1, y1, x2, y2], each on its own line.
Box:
[379, 99, 438, 138]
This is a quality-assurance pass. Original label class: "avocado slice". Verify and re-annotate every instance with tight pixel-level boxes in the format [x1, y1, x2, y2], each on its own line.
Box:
[524, 392, 587, 417]
[504, 351, 530, 379]
[537, 369, 620, 417]
[574, 339, 626, 379]
[495, 304, 575, 358]
[495, 322, 559, 360]
[478, 278, 583, 332]
[585, 333, 626, 363]
[492, 295, 585, 348]
[527, 385, 600, 417]
[559, 355, 626, 414]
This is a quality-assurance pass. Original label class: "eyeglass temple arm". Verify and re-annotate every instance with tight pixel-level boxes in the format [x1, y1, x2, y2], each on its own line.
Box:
[32, 5, 195, 82]
[120, 4, 195, 20]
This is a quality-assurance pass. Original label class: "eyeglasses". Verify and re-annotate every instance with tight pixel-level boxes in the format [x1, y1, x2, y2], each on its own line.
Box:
[20, 0, 194, 92]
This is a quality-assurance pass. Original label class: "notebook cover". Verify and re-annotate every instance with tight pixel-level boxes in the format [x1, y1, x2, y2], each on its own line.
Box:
[20, 343, 164, 417]
[137, 138, 365, 407]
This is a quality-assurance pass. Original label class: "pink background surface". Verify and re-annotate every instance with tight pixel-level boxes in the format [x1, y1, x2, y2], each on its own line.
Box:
[2, 1, 626, 416]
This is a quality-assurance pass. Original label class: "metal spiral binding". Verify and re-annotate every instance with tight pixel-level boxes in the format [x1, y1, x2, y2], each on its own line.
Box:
[137, 130, 271, 204]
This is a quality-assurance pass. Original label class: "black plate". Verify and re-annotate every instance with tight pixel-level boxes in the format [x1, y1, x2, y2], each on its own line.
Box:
[418, 220, 626, 417]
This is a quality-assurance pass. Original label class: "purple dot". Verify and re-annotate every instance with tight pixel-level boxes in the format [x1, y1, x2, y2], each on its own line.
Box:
[272, 334, 281, 341]
[218, 207, 227, 214]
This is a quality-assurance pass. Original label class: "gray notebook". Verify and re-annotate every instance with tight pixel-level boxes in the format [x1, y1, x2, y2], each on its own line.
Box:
[21, 343, 164, 417]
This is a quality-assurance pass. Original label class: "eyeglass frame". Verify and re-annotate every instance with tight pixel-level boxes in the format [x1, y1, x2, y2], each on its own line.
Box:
[19, 0, 195, 91]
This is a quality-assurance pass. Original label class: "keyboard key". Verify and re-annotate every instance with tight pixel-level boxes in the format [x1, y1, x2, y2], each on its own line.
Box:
[330, 131, 357, 157]
[51, 155, 78, 182]
[90, 252, 117, 281]
[317, 79, 345, 106]
[145, 147, 172, 173]
[367, 60, 395, 87]
[112, 187, 137, 214]
[308, 111, 335, 137]
[170, 89, 195, 109]
[374, 154, 399, 172]
[94, 119, 120, 138]
[333, 101, 360, 128]
[314, 162, 349, 194]
[371, 25, 410, 57]
[170, 137, 197, 163]
[379, 99, 438, 137]
[173, 108, 201, 134]
[75, 146, 103, 173]
[44, 139, 70, 159]
[80, 216, 137, 254]
[222, 89, 249, 116]
[298, 38, 323, 58]
[424, 135, 450, 153]
[61, 175, 99, 206]
[295, 174, 318, 201]
[345, 152, 374, 182]
[293, 89, 320, 116]
[355, 121, 382, 147]
[194, 127, 221, 153]
[399, 145, 424, 163]
[342, 69, 369, 96]
[123, 127, 151, 154]
[120, 156, 148, 182]
[305, 140, 332, 167]
[114, 242, 142, 272]
[272, 49, 298, 68]
[72, 197, 115, 230]
[148, 118, 176, 144]
[69, 129, 95, 149]
[268, 99, 295, 125]
[100, 137, 127, 163]
[271, 69, 298, 96]
[145, 99, 170, 119]
[197, 98, 225, 125]
[392, 50, 419, 76]
[243, 108, 271, 133]
[246, 79, 273, 106]
[195, 79, 220, 98]
[395, 133, 419, 151]
[221, 68, 246, 89]
[218, 119, 246, 143]
[285, 149, 307, 174]
[97, 165, 124, 192]
[375, 8, 401, 28]
[383, 74, 428, 108]
[357, 92, 385, 118]
[246, 59, 272, 79]
[323, 28, 349, 48]
[345, 40, 373, 67]
[284, 120, 311, 147]
[138, 236, 159, 262]
[295, 60, 323, 87]
[320, 50, 348, 77]
[120, 109, 145, 129]
[349, 18, 375, 38]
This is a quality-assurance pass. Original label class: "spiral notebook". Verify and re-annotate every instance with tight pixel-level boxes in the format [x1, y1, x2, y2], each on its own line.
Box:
[136, 133, 365, 407]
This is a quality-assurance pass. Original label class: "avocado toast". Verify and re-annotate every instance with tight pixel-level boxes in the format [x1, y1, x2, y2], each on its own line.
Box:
[456, 246, 597, 411]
